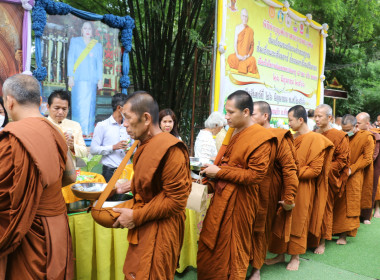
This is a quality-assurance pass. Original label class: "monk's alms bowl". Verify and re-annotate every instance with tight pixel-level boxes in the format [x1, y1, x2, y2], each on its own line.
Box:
[71, 183, 116, 201]
[66, 200, 91, 213]
[92, 192, 133, 208]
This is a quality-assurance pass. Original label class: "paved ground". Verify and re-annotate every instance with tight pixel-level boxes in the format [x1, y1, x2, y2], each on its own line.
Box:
[175, 217, 380, 279]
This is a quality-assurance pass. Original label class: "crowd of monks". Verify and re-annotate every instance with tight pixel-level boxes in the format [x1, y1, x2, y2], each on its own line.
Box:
[1, 74, 379, 280]
[248, 104, 380, 280]
[199, 97, 380, 280]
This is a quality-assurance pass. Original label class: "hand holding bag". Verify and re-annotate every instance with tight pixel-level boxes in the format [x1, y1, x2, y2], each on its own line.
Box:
[91, 140, 139, 228]
[186, 176, 208, 212]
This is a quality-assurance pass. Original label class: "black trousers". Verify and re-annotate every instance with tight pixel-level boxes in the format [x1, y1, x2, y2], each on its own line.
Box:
[102, 165, 126, 201]
[102, 165, 117, 182]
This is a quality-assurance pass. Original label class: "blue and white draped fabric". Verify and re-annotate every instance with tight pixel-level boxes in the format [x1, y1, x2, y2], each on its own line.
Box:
[31, 0, 134, 132]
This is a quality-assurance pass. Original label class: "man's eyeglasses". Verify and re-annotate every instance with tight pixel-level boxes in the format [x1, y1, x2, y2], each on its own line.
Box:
[121, 112, 127, 122]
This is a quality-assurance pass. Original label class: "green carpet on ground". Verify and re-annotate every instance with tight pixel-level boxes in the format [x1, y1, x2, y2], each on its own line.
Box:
[174, 218, 380, 279]
[302, 217, 380, 279]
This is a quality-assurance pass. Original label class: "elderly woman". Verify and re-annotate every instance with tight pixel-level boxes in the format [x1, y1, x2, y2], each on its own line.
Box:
[0, 96, 9, 131]
[194, 111, 225, 163]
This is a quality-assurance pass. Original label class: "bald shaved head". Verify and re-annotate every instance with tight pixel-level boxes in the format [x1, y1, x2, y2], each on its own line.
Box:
[2, 74, 43, 122]
[125, 91, 159, 125]
[342, 114, 358, 135]
[253, 101, 272, 121]
[356, 112, 370, 122]
[240, 8, 248, 25]
[342, 114, 357, 126]
[252, 101, 271, 127]
[314, 104, 333, 130]
[3, 74, 41, 107]
[315, 104, 333, 117]
[356, 112, 371, 131]
[122, 91, 161, 141]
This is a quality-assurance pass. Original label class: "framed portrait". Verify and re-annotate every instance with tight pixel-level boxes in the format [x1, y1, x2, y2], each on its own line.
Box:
[0, 1, 24, 95]
[32, 0, 134, 136]
[40, 15, 124, 134]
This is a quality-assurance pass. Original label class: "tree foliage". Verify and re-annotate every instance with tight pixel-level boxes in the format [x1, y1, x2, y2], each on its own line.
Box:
[62, 0, 380, 127]
[127, 0, 215, 148]
[291, 0, 380, 120]
[62, 0, 215, 148]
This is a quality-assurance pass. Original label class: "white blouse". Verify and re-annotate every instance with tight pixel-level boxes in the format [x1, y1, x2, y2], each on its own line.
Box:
[194, 130, 217, 163]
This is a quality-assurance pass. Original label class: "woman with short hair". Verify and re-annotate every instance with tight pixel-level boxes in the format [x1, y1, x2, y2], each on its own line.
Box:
[194, 111, 225, 163]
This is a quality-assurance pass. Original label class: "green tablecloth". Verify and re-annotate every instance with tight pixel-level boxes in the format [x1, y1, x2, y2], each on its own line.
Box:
[68, 208, 205, 279]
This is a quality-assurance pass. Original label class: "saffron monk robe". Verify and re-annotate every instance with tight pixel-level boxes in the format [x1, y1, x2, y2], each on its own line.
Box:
[197, 91, 277, 280]
[0, 74, 76, 279]
[309, 104, 350, 254]
[248, 101, 299, 280]
[371, 127, 380, 218]
[112, 91, 191, 280]
[333, 114, 374, 245]
[266, 105, 334, 271]
[356, 112, 380, 224]
[227, 9, 259, 78]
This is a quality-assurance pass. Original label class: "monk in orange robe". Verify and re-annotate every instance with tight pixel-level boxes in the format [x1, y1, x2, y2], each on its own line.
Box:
[356, 113, 380, 223]
[375, 183, 380, 217]
[248, 101, 299, 280]
[373, 120, 380, 218]
[375, 179, 380, 218]
[309, 104, 350, 254]
[197, 91, 277, 279]
[0, 74, 76, 279]
[265, 105, 333, 271]
[333, 114, 374, 244]
[112, 91, 191, 280]
[373, 126, 380, 218]
[227, 9, 259, 78]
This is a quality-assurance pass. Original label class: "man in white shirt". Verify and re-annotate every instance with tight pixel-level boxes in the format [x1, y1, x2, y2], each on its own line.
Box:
[90, 93, 132, 182]
[333, 116, 342, 130]
[307, 109, 316, 131]
[47, 90, 88, 158]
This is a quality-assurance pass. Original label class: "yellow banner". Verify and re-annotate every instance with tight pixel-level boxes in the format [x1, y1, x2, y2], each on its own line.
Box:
[215, 0, 324, 118]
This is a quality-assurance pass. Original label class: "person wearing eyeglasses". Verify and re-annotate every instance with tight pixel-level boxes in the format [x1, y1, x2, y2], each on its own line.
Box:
[90, 93, 133, 182]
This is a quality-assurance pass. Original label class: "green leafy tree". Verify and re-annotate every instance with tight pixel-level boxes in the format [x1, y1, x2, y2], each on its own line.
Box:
[291, 0, 380, 119]
[63, 0, 215, 148]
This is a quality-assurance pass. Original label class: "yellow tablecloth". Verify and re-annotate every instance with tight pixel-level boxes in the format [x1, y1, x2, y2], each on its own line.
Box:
[62, 171, 106, 204]
[63, 164, 134, 204]
[68, 208, 202, 280]
[67, 165, 210, 279]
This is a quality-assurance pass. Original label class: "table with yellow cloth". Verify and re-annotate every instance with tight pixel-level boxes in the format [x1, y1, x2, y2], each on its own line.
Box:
[68, 208, 204, 279]
[62, 171, 107, 204]
[66, 165, 208, 279]
[62, 164, 134, 204]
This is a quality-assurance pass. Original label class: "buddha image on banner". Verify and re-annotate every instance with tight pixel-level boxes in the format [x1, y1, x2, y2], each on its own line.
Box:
[222, 0, 321, 122]
[41, 14, 123, 136]
[0, 2, 23, 96]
